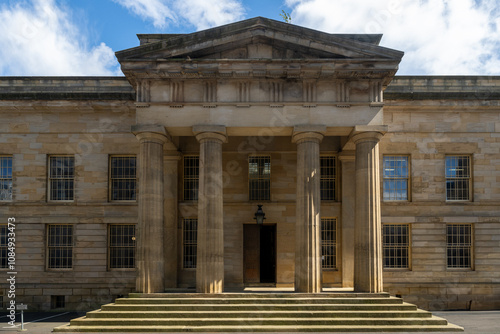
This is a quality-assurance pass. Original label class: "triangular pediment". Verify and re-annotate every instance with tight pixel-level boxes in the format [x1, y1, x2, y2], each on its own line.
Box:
[116, 17, 403, 62]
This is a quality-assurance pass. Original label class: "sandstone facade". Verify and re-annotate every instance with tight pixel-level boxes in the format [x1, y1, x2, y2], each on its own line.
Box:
[0, 18, 498, 311]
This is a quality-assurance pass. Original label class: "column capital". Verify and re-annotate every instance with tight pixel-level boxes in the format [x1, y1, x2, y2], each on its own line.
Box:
[193, 125, 227, 143]
[292, 125, 326, 144]
[351, 131, 384, 145]
[132, 124, 171, 144]
[349, 125, 387, 145]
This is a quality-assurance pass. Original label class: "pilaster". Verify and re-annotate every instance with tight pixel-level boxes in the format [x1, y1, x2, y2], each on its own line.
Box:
[339, 151, 355, 288]
[164, 152, 181, 288]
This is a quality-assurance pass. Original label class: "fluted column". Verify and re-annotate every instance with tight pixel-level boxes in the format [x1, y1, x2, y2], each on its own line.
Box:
[352, 131, 384, 293]
[132, 125, 169, 293]
[292, 126, 325, 293]
[193, 125, 227, 293]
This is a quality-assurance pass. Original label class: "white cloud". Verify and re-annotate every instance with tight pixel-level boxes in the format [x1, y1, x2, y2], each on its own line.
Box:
[0, 0, 120, 76]
[175, 0, 245, 31]
[286, 0, 500, 75]
[113, 0, 245, 31]
[112, 0, 177, 29]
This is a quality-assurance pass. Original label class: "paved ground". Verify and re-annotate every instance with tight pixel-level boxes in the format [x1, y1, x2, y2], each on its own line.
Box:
[0, 310, 499, 333]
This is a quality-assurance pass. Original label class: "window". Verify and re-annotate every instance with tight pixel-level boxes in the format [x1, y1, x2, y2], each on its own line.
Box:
[447, 224, 473, 269]
[0, 225, 7, 268]
[183, 156, 199, 201]
[383, 155, 409, 201]
[383, 224, 410, 269]
[446, 155, 471, 201]
[321, 218, 337, 269]
[110, 156, 137, 201]
[183, 219, 197, 269]
[48, 156, 75, 201]
[320, 156, 337, 201]
[51, 296, 65, 309]
[47, 225, 73, 269]
[249, 156, 271, 201]
[109, 224, 136, 269]
[0, 156, 12, 201]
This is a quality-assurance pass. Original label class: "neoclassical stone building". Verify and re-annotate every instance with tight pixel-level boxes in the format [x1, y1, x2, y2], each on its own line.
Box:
[1, 17, 499, 311]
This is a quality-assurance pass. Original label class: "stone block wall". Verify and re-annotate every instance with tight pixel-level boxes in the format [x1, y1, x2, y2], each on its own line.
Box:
[0, 96, 138, 311]
[382, 82, 500, 310]
[177, 136, 342, 289]
[0, 76, 498, 311]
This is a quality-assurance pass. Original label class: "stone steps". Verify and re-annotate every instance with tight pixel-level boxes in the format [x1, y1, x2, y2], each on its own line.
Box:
[55, 324, 465, 332]
[69, 316, 450, 326]
[53, 293, 464, 332]
[114, 297, 404, 304]
[85, 309, 433, 319]
[99, 303, 419, 312]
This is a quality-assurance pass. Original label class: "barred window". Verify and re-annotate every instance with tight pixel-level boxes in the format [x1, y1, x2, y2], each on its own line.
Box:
[383, 224, 410, 269]
[383, 155, 409, 201]
[47, 225, 73, 269]
[249, 156, 271, 201]
[183, 156, 199, 201]
[447, 224, 472, 269]
[320, 156, 337, 201]
[48, 156, 75, 201]
[109, 224, 136, 269]
[321, 218, 337, 269]
[0, 156, 12, 201]
[0, 225, 7, 268]
[110, 156, 137, 201]
[183, 219, 197, 269]
[446, 155, 471, 201]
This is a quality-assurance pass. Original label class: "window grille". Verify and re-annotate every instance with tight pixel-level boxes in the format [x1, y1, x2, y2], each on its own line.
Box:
[183, 156, 199, 201]
[51, 296, 65, 309]
[183, 219, 197, 269]
[48, 156, 74, 201]
[47, 225, 73, 269]
[321, 218, 337, 269]
[109, 224, 136, 269]
[110, 156, 137, 201]
[447, 224, 472, 269]
[446, 155, 471, 201]
[383, 155, 409, 201]
[0, 156, 12, 201]
[0, 225, 7, 268]
[320, 156, 337, 201]
[249, 156, 271, 201]
[383, 224, 410, 269]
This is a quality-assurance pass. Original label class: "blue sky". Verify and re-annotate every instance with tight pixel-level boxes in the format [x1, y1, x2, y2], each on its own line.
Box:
[0, 0, 499, 76]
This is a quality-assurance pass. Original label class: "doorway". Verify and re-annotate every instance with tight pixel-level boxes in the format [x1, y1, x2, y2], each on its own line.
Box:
[243, 224, 276, 285]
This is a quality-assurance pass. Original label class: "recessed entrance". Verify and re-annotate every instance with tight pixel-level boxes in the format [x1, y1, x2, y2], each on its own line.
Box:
[243, 224, 276, 285]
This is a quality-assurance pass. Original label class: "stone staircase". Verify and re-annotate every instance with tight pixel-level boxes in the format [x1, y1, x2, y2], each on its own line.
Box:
[54, 292, 464, 332]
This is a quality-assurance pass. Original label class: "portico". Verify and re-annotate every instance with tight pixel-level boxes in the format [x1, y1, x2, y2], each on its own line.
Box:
[117, 17, 403, 294]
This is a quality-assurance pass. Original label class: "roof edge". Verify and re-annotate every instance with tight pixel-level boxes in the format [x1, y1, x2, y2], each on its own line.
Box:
[116, 17, 393, 60]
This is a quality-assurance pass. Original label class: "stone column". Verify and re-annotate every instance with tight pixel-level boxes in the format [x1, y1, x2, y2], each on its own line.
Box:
[352, 131, 384, 293]
[132, 125, 169, 293]
[193, 125, 227, 293]
[292, 126, 325, 293]
[339, 152, 355, 288]
[164, 153, 180, 288]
